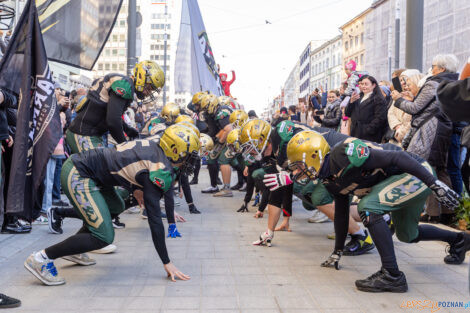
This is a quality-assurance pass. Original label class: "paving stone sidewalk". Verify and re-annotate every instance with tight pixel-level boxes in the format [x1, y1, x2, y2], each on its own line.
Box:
[0, 168, 468, 313]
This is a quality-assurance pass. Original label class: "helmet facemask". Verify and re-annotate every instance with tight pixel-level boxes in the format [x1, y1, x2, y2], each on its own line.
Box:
[178, 150, 200, 176]
[288, 161, 317, 186]
[241, 133, 269, 162]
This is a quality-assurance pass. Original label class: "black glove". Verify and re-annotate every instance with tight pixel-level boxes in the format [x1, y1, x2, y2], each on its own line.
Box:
[126, 127, 139, 139]
[313, 115, 323, 124]
[430, 180, 460, 211]
[237, 203, 248, 213]
[321, 250, 342, 270]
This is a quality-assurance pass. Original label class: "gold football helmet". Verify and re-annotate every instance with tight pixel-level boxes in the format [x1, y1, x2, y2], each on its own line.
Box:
[199, 133, 214, 157]
[133, 60, 165, 101]
[226, 129, 241, 153]
[192, 91, 207, 106]
[159, 125, 200, 163]
[161, 102, 180, 123]
[175, 114, 195, 125]
[286, 131, 330, 183]
[200, 94, 218, 113]
[229, 110, 248, 128]
[239, 119, 272, 161]
[178, 121, 200, 138]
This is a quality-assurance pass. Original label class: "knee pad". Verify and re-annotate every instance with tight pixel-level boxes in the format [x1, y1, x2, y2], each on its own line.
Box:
[359, 211, 383, 227]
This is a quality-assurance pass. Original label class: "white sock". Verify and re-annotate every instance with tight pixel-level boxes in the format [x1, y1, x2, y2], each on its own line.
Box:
[383, 214, 390, 223]
[267, 229, 274, 237]
[34, 250, 49, 263]
[353, 229, 366, 237]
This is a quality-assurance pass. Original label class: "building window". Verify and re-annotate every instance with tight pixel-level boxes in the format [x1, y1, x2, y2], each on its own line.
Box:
[119, 49, 125, 56]
[98, 63, 103, 70]
[112, 63, 117, 70]
[355, 56, 358, 65]
[112, 34, 118, 42]
[361, 33, 364, 44]
[105, 63, 110, 70]
[112, 49, 118, 56]
[120, 34, 125, 42]
[105, 49, 110, 56]
[360, 54, 364, 65]
[119, 20, 125, 27]
[345, 41, 348, 50]
[119, 64, 125, 71]
[350, 38, 353, 49]
[355, 35, 359, 46]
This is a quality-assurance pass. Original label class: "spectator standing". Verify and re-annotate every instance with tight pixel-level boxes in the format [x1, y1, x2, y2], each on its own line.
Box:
[314, 90, 342, 130]
[345, 75, 387, 142]
[288, 105, 300, 122]
[391, 54, 458, 224]
[386, 69, 410, 145]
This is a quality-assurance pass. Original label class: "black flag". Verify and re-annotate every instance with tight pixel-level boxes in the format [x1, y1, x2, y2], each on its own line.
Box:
[39, 0, 124, 70]
[0, 0, 62, 220]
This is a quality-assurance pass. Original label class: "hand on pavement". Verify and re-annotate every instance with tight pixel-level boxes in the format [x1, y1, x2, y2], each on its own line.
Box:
[164, 262, 190, 281]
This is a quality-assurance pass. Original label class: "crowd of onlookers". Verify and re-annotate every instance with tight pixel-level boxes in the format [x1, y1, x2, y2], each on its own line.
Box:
[273, 54, 470, 226]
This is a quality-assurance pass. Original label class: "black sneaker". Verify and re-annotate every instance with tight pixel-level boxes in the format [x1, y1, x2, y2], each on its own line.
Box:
[343, 231, 375, 256]
[189, 178, 198, 185]
[1, 221, 31, 234]
[444, 232, 470, 264]
[112, 217, 125, 229]
[189, 204, 201, 214]
[47, 207, 63, 234]
[0, 293, 21, 309]
[239, 184, 247, 192]
[230, 183, 243, 190]
[355, 268, 408, 293]
[216, 177, 223, 185]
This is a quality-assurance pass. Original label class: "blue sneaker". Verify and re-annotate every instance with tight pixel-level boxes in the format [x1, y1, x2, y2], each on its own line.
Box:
[167, 224, 182, 238]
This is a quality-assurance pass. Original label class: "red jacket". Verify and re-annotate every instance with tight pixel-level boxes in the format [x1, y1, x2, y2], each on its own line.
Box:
[220, 70, 236, 97]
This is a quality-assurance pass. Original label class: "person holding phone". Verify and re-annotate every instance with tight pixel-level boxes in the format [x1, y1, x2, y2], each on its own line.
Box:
[345, 75, 387, 143]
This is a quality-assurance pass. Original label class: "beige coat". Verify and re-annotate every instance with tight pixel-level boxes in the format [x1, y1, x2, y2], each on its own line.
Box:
[387, 103, 411, 144]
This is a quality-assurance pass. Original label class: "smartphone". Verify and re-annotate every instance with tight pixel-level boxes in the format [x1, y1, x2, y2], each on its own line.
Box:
[392, 76, 402, 92]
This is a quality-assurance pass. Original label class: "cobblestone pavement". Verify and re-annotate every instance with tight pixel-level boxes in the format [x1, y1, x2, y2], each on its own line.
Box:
[0, 169, 468, 313]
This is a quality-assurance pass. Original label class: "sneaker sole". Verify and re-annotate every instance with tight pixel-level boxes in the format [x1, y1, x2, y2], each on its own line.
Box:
[24, 262, 65, 286]
[0, 302, 21, 309]
[112, 224, 125, 229]
[46, 209, 61, 234]
[213, 194, 233, 197]
[355, 283, 407, 293]
[343, 243, 376, 256]
[62, 256, 96, 266]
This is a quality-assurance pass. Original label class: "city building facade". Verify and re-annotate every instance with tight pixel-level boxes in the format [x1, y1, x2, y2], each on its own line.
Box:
[339, 7, 371, 77]
[282, 61, 300, 108]
[310, 35, 343, 91]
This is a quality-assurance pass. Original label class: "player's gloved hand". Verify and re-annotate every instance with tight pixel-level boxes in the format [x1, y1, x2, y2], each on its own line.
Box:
[237, 202, 248, 213]
[430, 180, 460, 210]
[321, 250, 342, 270]
[167, 224, 182, 238]
[126, 127, 139, 139]
[263, 171, 293, 191]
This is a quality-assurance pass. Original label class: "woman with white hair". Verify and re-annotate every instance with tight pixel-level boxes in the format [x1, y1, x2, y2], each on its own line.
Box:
[391, 54, 457, 224]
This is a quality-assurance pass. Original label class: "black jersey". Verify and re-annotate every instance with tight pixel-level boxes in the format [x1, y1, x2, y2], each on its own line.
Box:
[204, 105, 232, 138]
[69, 74, 135, 142]
[71, 139, 174, 193]
[318, 137, 434, 197]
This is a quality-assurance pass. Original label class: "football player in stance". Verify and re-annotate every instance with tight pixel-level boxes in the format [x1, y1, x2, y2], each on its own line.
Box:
[25, 125, 199, 285]
[276, 131, 465, 292]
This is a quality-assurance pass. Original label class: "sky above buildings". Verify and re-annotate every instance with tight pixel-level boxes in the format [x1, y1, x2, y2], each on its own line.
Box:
[192, 0, 372, 113]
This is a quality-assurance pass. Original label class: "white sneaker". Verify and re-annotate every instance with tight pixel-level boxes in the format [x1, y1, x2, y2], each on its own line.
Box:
[62, 253, 96, 266]
[90, 244, 117, 254]
[213, 189, 233, 197]
[126, 206, 140, 214]
[24, 253, 65, 286]
[308, 210, 329, 223]
[32, 215, 48, 225]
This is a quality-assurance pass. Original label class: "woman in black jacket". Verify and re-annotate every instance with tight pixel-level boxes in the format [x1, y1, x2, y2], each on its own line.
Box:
[314, 90, 342, 130]
[345, 75, 387, 143]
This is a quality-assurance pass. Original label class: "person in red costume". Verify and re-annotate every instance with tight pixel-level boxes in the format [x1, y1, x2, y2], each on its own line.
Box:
[220, 70, 236, 97]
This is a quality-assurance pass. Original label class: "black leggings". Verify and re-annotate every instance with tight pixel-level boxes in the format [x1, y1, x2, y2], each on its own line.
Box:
[45, 225, 108, 260]
[267, 184, 293, 217]
[179, 174, 194, 205]
[163, 188, 176, 224]
[244, 163, 261, 203]
[192, 159, 201, 181]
